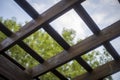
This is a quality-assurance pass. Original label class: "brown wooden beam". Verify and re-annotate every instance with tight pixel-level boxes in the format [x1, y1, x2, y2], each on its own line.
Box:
[14, 0, 39, 19]
[73, 3, 100, 35]
[2, 53, 25, 70]
[29, 20, 120, 77]
[43, 24, 70, 50]
[75, 57, 93, 72]
[73, 59, 120, 80]
[0, 55, 32, 80]
[103, 42, 120, 60]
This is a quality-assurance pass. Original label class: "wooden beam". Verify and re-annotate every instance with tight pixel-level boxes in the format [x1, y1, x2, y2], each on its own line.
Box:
[43, 24, 70, 50]
[2, 53, 41, 80]
[2, 53, 25, 70]
[73, 59, 120, 80]
[14, 0, 39, 19]
[103, 42, 120, 60]
[118, 0, 120, 3]
[73, 4, 100, 35]
[29, 20, 120, 77]
[0, 74, 9, 80]
[0, 55, 32, 80]
[0, 0, 84, 52]
[75, 57, 93, 72]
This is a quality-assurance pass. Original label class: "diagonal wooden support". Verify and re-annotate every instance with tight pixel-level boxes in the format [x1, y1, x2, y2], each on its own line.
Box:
[29, 21, 120, 77]
[103, 42, 120, 60]
[75, 57, 93, 72]
[73, 3, 100, 35]
[14, 0, 39, 19]
[43, 24, 70, 50]
[0, 55, 32, 80]
[73, 59, 120, 80]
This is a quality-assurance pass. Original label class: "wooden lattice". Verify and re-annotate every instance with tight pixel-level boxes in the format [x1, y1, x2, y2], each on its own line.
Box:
[0, 0, 120, 80]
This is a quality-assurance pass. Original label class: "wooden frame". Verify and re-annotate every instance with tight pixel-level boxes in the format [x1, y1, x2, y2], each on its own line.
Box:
[0, 0, 120, 80]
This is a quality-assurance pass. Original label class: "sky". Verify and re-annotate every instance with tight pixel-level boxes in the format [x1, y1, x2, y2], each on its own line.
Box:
[0, 0, 120, 79]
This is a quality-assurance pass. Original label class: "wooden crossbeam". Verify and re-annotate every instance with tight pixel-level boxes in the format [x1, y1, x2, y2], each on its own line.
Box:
[73, 59, 120, 80]
[29, 21, 120, 77]
[2, 53, 40, 80]
[2, 53, 25, 70]
[0, 55, 31, 80]
[0, 74, 9, 80]
[118, 0, 120, 3]
[73, 4, 100, 35]
[43, 24, 70, 50]
[103, 42, 120, 60]
[73, 3, 120, 60]
[75, 57, 93, 72]
[14, 0, 39, 19]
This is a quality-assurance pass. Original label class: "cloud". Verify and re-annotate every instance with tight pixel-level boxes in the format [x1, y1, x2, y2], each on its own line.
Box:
[32, 3, 46, 13]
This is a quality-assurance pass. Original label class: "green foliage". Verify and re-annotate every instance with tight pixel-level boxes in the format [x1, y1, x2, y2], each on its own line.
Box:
[0, 17, 113, 80]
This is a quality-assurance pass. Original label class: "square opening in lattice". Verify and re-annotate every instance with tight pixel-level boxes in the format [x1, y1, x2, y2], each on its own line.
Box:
[56, 60, 86, 79]
[82, 0, 120, 30]
[81, 46, 113, 69]
[50, 9, 93, 45]
[39, 72, 60, 80]
[110, 36, 120, 55]
[5, 45, 39, 68]
[24, 29, 63, 60]
[26, 0, 61, 14]
[0, 31, 7, 43]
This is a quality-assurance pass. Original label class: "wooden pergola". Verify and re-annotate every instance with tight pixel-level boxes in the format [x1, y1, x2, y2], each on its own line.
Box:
[0, 0, 120, 80]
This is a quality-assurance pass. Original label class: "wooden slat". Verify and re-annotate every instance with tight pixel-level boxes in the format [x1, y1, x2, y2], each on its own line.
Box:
[29, 21, 120, 77]
[0, 74, 9, 80]
[75, 57, 93, 72]
[0, 22, 44, 63]
[73, 3, 100, 35]
[118, 0, 120, 3]
[43, 24, 70, 50]
[18, 42, 45, 63]
[2, 53, 40, 80]
[51, 69, 68, 80]
[73, 3, 120, 60]
[2, 53, 25, 70]
[73, 59, 120, 80]
[0, 0, 84, 53]
[14, 0, 39, 19]
[103, 42, 120, 60]
[0, 55, 32, 80]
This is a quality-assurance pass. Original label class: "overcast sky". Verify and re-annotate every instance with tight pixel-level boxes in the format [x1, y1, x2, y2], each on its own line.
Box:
[0, 0, 120, 79]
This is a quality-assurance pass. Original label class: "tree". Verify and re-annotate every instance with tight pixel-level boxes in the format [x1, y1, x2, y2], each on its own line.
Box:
[0, 17, 113, 80]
